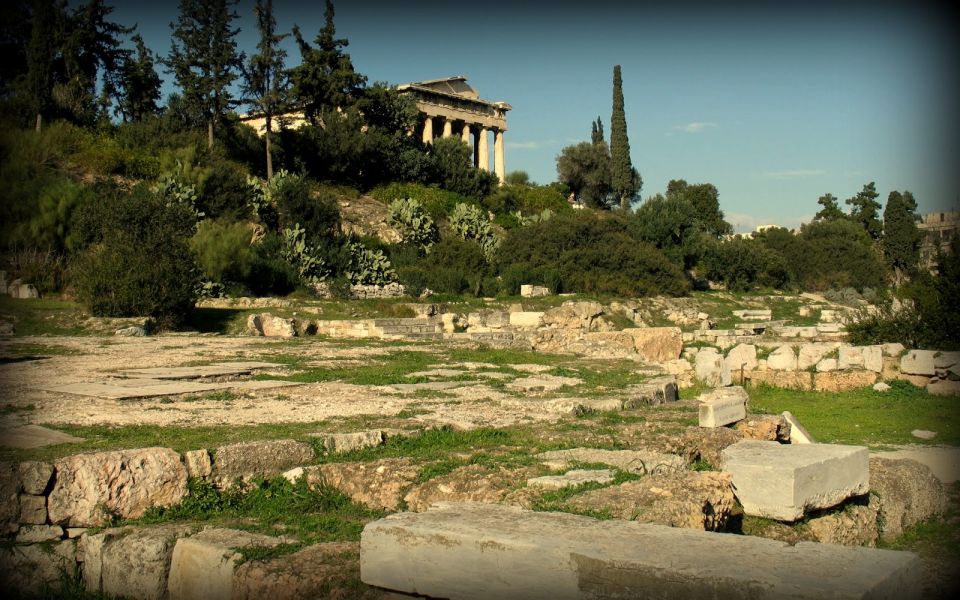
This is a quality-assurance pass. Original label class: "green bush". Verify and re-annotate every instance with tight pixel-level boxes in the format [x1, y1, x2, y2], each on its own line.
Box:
[369, 182, 476, 223]
[69, 185, 199, 326]
[275, 177, 340, 242]
[387, 197, 437, 249]
[197, 160, 251, 222]
[449, 202, 500, 261]
[699, 237, 791, 291]
[498, 211, 689, 297]
[792, 220, 888, 291]
[190, 219, 257, 284]
[395, 237, 490, 296]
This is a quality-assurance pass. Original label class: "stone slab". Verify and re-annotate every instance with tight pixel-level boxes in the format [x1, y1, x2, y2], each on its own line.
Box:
[382, 381, 468, 393]
[537, 448, 684, 475]
[781, 411, 816, 444]
[39, 378, 299, 399]
[698, 387, 748, 428]
[119, 362, 277, 379]
[527, 469, 615, 490]
[0, 424, 85, 449]
[721, 440, 869, 521]
[360, 502, 922, 600]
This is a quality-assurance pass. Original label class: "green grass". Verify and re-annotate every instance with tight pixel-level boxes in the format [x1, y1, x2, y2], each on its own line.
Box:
[749, 381, 960, 448]
[0, 296, 90, 336]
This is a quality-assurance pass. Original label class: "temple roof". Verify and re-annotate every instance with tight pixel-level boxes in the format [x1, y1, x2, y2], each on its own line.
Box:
[396, 76, 511, 111]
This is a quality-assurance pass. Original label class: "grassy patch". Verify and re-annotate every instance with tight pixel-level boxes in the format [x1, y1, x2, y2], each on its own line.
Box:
[259, 350, 438, 385]
[748, 381, 960, 447]
[531, 469, 641, 515]
[882, 482, 960, 558]
[1, 403, 35, 415]
[0, 297, 90, 336]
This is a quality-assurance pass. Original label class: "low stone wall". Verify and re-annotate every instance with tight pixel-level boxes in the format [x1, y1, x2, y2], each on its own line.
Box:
[312, 282, 407, 299]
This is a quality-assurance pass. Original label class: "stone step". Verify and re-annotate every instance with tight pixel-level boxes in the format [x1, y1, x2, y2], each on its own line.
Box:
[360, 502, 921, 600]
[382, 331, 444, 340]
[373, 318, 438, 327]
[378, 324, 443, 334]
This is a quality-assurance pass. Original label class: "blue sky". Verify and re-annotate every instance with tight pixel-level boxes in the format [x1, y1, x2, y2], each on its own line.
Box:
[110, 0, 959, 231]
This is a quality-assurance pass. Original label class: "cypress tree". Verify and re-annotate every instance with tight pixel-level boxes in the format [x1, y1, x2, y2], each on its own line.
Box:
[609, 65, 640, 209]
[591, 116, 604, 144]
[882, 190, 920, 284]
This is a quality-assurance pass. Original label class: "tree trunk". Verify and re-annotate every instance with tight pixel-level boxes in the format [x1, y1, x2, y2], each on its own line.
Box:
[265, 115, 273, 180]
[207, 120, 214, 149]
[35, 112, 42, 133]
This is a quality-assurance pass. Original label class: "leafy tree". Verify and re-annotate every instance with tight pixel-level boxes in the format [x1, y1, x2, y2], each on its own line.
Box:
[242, 0, 288, 179]
[118, 34, 161, 122]
[846, 181, 882, 241]
[505, 170, 530, 186]
[794, 218, 887, 290]
[289, 0, 366, 123]
[431, 137, 497, 200]
[664, 179, 732, 237]
[814, 193, 845, 221]
[700, 237, 791, 291]
[167, 0, 244, 148]
[631, 193, 707, 270]
[609, 65, 640, 209]
[556, 141, 611, 209]
[882, 190, 920, 284]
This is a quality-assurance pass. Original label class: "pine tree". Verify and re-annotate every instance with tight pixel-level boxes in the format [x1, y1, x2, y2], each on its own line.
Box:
[289, 0, 366, 123]
[118, 34, 161, 122]
[242, 0, 288, 179]
[609, 65, 640, 209]
[25, 0, 59, 131]
[846, 182, 883, 241]
[168, 0, 244, 148]
[814, 193, 845, 221]
[882, 190, 920, 284]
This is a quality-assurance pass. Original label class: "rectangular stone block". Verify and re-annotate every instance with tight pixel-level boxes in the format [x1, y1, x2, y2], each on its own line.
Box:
[360, 502, 921, 600]
[721, 440, 869, 521]
[698, 387, 747, 428]
[508, 311, 544, 329]
[168, 528, 285, 600]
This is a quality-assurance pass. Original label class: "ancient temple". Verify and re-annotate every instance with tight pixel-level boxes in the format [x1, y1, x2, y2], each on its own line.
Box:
[396, 76, 512, 183]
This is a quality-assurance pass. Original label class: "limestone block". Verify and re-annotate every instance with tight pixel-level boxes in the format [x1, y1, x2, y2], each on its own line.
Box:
[838, 346, 865, 370]
[307, 459, 419, 511]
[623, 375, 677, 407]
[623, 327, 682, 362]
[797, 344, 830, 371]
[519, 284, 550, 298]
[698, 386, 747, 428]
[509, 311, 544, 329]
[767, 346, 798, 371]
[732, 309, 771, 321]
[721, 440, 869, 521]
[18, 494, 47, 524]
[527, 469, 615, 491]
[896, 372, 931, 388]
[211, 440, 313, 487]
[19, 461, 54, 495]
[900, 350, 936, 376]
[814, 371, 878, 392]
[48, 448, 188, 527]
[183, 449, 212, 479]
[81, 524, 195, 600]
[724, 343, 758, 372]
[882, 343, 905, 357]
[168, 528, 286, 600]
[747, 370, 814, 391]
[440, 313, 457, 333]
[934, 351, 960, 369]
[816, 358, 838, 372]
[781, 411, 816, 444]
[316, 430, 385, 454]
[863, 346, 883, 373]
[565, 471, 735, 531]
[115, 326, 146, 337]
[246, 313, 296, 337]
[869, 457, 948, 542]
[734, 415, 791, 442]
[695, 349, 731, 387]
[805, 502, 880, 547]
[359, 502, 923, 600]
[403, 464, 538, 512]
[537, 448, 685, 475]
[798, 326, 819, 338]
[0, 539, 77, 596]
[16, 524, 63, 542]
[232, 542, 363, 600]
[927, 379, 960, 396]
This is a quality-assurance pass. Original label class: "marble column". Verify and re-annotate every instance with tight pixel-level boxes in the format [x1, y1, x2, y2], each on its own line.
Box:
[461, 123, 471, 145]
[494, 129, 505, 184]
[442, 119, 452, 138]
[478, 127, 489, 171]
[422, 116, 434, 145]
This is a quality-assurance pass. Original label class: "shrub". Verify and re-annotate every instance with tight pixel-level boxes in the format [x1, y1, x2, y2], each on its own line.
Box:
[700, 237, 791, 291]
[498, 211, 689, 297]
[793, 219, 888, 291]
[449, 203, 500, 261]
[387, 197, 437, 250]
[369, 182, 476, 223]
[344, 241, 395, 285]
[274, 177, 340, 242]
[196, 160, 251, 222]
[395, 237, 489, 296]
[69, 184, 199, 326]
[190, 219, 257, 284]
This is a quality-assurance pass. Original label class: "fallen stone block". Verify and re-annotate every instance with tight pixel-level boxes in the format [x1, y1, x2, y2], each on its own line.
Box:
[360, 502, 922, 599]
[232, 542, 371, 600]
[721, 440, 869, 521]
[565, 471, 735, 531]
[781, 411, 816, 444]
[734, 414, 791, 442]
[537, 448, 685, 475]
[168, 528, 287, 600]
[869, 457, 948, 542]
[725, 343, 758, 372]
[623, 327, 682, 362]
[519, 284, 550, 298]
[48, 447, 188, 527]
[694, 349, 731, 387]
[698, 386, 747, 428]
[900, 350, 936, 376]
[623, 375, 677, 406]
[927, 379, 960, 396]
[527, 469, 615, 491]
[767, 345, 798, 371]
[314, 430, 385, 454]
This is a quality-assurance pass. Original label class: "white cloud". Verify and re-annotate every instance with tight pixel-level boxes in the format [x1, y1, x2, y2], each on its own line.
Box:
[674, 122, 717, 133]
[507, 139, 558, 150]
[761, 169, 825, 179]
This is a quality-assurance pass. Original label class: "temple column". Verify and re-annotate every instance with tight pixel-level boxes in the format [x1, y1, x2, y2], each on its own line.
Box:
[442, 119, 452, 138]
[478, 127, 489, 171]
[494, 129, 505, 184]
[422, 116, 434, 145]
[461, 123, 471, 145]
